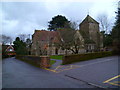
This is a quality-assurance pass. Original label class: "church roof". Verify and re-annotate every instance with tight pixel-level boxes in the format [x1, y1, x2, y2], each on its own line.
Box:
[33, 30, 60, 43]
[80, 15, 99, 25]
[57, 28, 76, 43]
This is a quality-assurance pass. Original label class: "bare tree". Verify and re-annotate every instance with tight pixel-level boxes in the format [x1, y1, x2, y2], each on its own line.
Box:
[18, 34, 31, 42]
[18, 34, 27, 42]
[64, 20, 81, 30]
[35, 41, 47, 55]
[18, 34, 32, 54]
[1, 34, 12, 45]
[58, 20, 84, 54]
[97, 14, 111, 34]
[26, 38, 32, 55]
[56, 28, 84, 54]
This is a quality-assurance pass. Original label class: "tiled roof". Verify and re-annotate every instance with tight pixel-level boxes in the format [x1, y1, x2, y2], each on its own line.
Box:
[33, 29, 76, 44]
[57, 28, 76, 43]
[33, 30, 60, 43]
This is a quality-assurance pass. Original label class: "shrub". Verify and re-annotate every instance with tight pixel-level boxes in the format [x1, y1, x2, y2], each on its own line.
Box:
[62, 51, 112, 65]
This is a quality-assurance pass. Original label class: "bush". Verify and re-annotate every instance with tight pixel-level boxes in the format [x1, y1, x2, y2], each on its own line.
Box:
[62, 51, 113, 65]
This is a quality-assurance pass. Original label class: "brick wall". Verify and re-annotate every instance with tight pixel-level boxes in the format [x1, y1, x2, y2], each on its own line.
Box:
[16, 55, 50, 68]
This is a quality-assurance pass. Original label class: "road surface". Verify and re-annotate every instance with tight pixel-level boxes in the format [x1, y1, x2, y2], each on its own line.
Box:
[48, 56, 119, 88]
[2, 57, 96, 88]
[2, 56, 119, 89]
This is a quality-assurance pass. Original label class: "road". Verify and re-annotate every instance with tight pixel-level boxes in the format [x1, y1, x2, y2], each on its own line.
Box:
[2, 56, 119, 89]
[48, 56, 119, 88]
[2, 57, 96, 88]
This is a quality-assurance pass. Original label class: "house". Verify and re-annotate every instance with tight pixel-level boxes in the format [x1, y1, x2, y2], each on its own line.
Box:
[2, 45, 16, 56]
[5, 45, 16, 56]
[31, 15, 103, 55]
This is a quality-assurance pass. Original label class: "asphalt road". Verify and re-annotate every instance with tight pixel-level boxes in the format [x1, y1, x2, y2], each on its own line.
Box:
[56, 56, 120, 88]
[2, 57, 96, 88]
[2, 56, 119, 89]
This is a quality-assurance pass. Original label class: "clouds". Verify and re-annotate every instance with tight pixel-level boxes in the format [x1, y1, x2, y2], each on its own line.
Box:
[1, 2, 49, 39]
[1, 0, 117, 40]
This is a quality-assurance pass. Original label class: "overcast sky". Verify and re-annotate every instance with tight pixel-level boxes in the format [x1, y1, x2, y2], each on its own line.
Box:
[0, 0, 119, 40]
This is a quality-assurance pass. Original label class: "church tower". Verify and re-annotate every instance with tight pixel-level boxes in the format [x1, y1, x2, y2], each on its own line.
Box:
[79, 15, 103, 51]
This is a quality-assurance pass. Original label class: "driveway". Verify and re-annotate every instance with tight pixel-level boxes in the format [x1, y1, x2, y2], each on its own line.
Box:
[2, 57, 96, 88]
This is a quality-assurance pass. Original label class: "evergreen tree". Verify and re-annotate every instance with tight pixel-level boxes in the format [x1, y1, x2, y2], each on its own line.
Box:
[112, 7, 120, 54]
[100, 31, 112, 47]
[13, 37, 28, 55]
[48, 15, 70, 31]
[26, 38, 32, 55]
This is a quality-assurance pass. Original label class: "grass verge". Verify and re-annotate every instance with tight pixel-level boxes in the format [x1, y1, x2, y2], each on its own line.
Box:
[50, 55, 63, 60]
[50, 60, 56, 65]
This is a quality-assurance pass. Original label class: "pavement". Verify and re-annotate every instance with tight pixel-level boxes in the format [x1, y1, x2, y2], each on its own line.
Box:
[2, 56, 120, 89]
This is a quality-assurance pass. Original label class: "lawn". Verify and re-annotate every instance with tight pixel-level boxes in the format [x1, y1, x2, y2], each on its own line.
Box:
[50, 55, 63, 60]
[50, 60, 56, 65]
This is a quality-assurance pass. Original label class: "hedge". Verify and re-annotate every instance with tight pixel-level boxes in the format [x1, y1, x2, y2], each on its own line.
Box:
[62, 51, 113, 65]
[2, 55, 15, 60]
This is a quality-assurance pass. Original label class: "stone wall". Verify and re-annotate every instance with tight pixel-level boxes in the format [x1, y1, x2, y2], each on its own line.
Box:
[89, 23, 100, 50]
[79, 16, 102, 51]
[80, 22, 89, 35]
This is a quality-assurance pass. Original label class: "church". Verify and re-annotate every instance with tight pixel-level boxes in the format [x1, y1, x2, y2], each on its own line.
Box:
[79, 15, 103, 52]
[31, 15, 103, 55]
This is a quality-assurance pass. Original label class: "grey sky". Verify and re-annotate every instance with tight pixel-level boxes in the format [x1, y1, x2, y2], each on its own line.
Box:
[0, 0, 119, 40]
